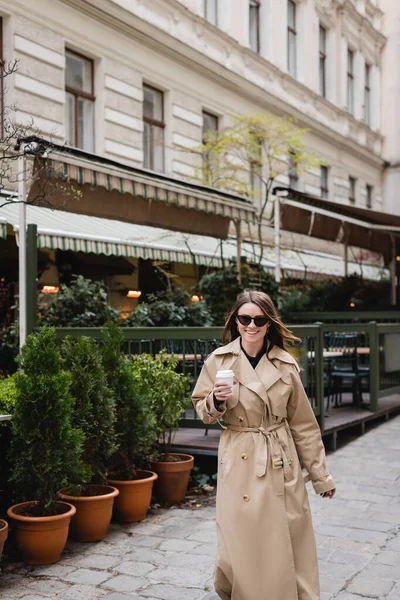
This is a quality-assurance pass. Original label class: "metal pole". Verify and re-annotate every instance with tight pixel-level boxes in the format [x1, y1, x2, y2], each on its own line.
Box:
[390, 234, 397, 306]
[274, 194, 281, 284]
[235, 220, 242, 284]
[343, 225, 348, 277]
[18, 143, 27, 348]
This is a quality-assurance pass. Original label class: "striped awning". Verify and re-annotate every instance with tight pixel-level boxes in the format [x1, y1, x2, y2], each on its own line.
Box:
[1, 201, 387, 281]
[47, 148, 256, 224]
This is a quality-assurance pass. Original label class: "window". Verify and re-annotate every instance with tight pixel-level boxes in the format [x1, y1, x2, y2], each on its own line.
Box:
[287, 0, 297, 77]
[366, 184, 373, 208]
[364, 63, 371, 126]
[288, 153, 298, 190]
[320, 166, 328, 199]
[202, 111, 218, 142]
[347, 49, 354, 115]
[319, 25, 327, 97]
[203, 111, 218, 183]
[143, 85, 164, 172]
[249, 1, 260, 53]
[204, 0, 217, 26]
[65, 50, 95, 152]
[250, 143, 262, 197]
[349, 176, 356, 204]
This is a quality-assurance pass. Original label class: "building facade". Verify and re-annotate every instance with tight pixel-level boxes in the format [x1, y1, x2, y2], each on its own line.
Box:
[0, 0, 395, 306]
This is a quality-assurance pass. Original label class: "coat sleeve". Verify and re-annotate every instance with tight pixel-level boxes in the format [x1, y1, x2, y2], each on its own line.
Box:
[287, 365, 336, 495]
[192, 358, 227, 425]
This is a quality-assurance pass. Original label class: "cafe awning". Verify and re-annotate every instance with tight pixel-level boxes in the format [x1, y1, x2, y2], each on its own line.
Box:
[274, 187, 400, 260]
[22, 137, 255, 240]
[0, 198, 386, 280]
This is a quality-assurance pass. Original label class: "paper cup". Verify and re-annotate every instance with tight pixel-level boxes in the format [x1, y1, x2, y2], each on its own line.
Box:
[215, 369, 234, 393]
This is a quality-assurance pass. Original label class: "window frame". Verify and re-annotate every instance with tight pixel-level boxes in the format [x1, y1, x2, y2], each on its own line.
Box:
[204, 0, 218, 26]
[366, 184, 373, 209]
[319, 24, 327, 98]
[347, 48, 355, 115]
[288, 152, 299, 190]
[349, 176, 356, 204]
[320, 166, 329, 199]
[65, 49, 95, 151]
[143, 84, 165, 172]
[249, 0, 260, 53]
[202, 110, 218, 183]
[364, 62, 371, 126]
[287, 0, 297, 78]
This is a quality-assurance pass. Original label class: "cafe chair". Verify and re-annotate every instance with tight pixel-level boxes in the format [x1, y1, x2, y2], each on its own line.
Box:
[325, 332, 370, 410]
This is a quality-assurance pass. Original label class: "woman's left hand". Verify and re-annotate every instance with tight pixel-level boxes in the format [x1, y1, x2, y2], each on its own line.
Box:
[320, 488, 336, 499]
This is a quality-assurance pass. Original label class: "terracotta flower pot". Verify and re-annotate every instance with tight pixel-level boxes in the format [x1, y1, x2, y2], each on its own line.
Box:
[7, 501, 76, 565]
[0, 519, 8, 562]
[150, 453, 194, 504]
[57, 485, 119, 542]
[107, 470, 158, 523]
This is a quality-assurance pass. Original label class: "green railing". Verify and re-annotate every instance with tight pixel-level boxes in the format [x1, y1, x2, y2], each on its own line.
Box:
[55, 322, 400, 434]
[290, 311, 400, 325]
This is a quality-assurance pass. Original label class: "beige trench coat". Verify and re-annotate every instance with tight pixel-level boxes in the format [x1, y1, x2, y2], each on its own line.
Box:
[192, 338, 335, 600]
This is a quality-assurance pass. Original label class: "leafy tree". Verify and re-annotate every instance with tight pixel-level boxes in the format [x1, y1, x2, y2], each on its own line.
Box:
[9, 327, 83, 515]
[179, 113, 324, 270]
[61, 336, 117, 486]
[39, 275, 119, 327]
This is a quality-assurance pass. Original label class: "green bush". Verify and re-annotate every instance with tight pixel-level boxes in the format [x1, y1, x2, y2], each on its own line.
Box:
[138, 351, 191, 458]
[62, 336, 117, 487]
[9, 327, 84, 515]
[198, 260, 279, 325]
[0, 373, 17, 420]
[101, 323, 157, 479]
[124, 288, 212, 327]
[39, 275, 119, 327]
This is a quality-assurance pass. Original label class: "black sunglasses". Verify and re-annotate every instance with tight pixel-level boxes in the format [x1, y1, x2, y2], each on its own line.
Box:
[237, 314, 269, 327]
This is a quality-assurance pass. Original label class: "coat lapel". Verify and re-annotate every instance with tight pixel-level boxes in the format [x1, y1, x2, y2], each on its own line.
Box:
[214, 337, 284, 404]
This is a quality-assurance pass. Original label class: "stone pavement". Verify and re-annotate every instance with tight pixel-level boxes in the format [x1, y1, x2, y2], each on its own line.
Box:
[1, 415, 400, 600]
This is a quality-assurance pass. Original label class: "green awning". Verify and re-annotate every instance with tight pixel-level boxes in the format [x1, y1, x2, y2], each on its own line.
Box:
[46, 148, 256, 224]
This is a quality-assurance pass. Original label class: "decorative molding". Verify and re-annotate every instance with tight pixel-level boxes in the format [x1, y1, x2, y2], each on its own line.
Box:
[105, 108, 143, 132]
[105, 139, 143, 162]
[172, 104, 203, 127]
[14, 73, 64, 104]
[14, 35, 65, 69]
[105, 75, 143, 102]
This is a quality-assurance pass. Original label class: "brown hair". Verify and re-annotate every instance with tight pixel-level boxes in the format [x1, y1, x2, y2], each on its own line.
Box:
[221, 289, 301, 352]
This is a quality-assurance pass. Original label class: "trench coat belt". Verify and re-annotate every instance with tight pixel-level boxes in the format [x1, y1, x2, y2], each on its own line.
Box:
[225, 421, 294, 480]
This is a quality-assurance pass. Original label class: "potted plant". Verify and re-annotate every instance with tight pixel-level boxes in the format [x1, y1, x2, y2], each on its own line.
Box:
[7, 327, 82, 564]
[0, 519, 8, 562]
[57, 336, 119, 542]
[101, 324, 158, 522]
[147, 352, 194, 504]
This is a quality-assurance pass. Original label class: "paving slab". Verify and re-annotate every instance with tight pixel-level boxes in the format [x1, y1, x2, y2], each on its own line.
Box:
[0, 415, 399, 600]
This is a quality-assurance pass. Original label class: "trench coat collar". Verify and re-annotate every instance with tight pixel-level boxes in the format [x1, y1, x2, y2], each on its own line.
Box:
[214, 338, 298, 403]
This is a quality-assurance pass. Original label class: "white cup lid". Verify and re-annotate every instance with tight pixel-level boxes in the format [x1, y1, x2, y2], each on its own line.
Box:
[216, 370, 234, 377]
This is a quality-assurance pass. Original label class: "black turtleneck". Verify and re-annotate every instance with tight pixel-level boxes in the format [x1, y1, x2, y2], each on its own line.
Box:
[241, 338, 268, 369]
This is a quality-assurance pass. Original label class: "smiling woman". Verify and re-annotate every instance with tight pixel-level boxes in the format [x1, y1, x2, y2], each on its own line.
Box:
[192, 289, 336, 600]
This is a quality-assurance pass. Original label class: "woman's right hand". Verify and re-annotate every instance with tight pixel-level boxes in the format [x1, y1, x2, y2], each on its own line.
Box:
[213, 381, 234, 402]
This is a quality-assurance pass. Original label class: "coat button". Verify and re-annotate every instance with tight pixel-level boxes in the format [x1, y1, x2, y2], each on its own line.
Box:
[238, 416, 244, 422]
[243, 495, 250, 502]
[241, 453, 248, 460]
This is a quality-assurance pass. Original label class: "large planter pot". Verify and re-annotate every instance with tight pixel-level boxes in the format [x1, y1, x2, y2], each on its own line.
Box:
[7, 501, 76, 565]
[150, 453, 194, 504]
[107, 470, 158, 523]
[0, 519, 8, 562]
[57, 485, 119, 542]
